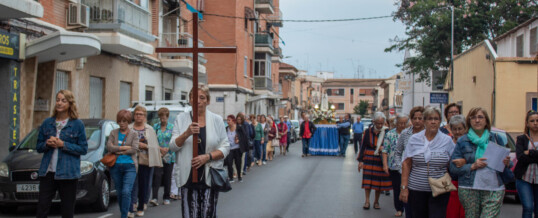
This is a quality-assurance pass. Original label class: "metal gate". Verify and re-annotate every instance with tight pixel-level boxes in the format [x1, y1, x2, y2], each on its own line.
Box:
[89, 77, 103, 118]
[55, 71, 69, 94]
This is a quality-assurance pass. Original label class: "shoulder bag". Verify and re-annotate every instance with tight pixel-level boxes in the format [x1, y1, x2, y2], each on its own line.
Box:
[427, 163, 457, 197]
[210, 167, 232, 192]
[100, 130, 129, 167]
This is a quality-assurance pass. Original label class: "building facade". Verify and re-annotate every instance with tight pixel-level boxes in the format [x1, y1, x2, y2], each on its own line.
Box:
[321, 79, 384, 117]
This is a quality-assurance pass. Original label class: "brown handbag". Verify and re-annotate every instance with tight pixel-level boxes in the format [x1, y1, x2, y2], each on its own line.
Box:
[100, 130, 128, 167]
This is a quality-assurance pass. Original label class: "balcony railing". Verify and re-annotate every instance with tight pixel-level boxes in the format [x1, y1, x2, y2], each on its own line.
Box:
[254, 77, 273, 91]
[267, 8, 283, 27]
[160, 32, 206, 61]
[255, 33, 274, 50]
[254, 0, 274, 14]
[273, 47, 282, 57]
[82, 0, 152, 41]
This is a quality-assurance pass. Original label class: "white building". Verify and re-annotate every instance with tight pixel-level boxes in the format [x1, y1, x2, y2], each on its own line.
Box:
[316, 71, 334, 80]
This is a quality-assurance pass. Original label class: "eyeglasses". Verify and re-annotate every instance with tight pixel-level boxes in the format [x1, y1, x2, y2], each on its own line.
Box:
[470, 116, 485, 121]
[448, 110, 460, 115]
[134, 113, 145, 117]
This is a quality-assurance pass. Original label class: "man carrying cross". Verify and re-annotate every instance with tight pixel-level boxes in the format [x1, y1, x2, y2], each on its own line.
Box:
[165, 12, 234, 217]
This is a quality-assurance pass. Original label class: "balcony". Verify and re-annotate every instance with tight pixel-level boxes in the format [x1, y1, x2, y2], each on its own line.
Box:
[255, 0, 274, 14]
[0, 0, 44, 19]
[254, 77, 273, 91]
[271, 47, 282, 63]
[81, 0, 154, 54]
[255, 33, 274, 54]
[267, 8, 283, 27]
[160, 32, 207, 74]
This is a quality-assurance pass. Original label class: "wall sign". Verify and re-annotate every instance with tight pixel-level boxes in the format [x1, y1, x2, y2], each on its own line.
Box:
[9, 60, 20, 147]
[0, 30, 19, 60]
[430, 93, 449, 104]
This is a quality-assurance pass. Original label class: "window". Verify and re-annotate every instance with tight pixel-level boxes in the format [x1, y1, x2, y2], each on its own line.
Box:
[531, 27, 537, 54]
[145, 86, 154, 101]
[164, 88, 172, 100]
[119, 82, 131, 109]
[181, 91, 188, 101]
[359, 89, 373, 96]
[89, 77, 103, 118]
[517, 34, 524, 57]
[254, 61, 265, 76]
[336, 103, 345, 110]
[55, 71, 69, 94]
[350, 89, 354, 95]
[432, 71, 444, 91]
[326, 88, 345, 96]
[533, 98, 537, 112]
[244, 56, 248, 77]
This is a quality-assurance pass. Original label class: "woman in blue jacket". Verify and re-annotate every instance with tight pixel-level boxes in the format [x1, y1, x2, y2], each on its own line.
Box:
[449, 107, 512, 218]
[36, 90, 88, 218]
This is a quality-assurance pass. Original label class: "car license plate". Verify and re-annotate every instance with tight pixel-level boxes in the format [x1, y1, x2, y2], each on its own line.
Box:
[16, 184, 39, 193]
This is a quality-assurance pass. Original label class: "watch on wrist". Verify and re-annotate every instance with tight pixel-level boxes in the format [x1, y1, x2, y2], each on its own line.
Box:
[208, 153, 213, 161]
[400, 185, 407, 190]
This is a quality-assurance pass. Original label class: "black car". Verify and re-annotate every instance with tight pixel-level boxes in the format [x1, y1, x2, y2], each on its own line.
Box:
[0, 119, 119, 213]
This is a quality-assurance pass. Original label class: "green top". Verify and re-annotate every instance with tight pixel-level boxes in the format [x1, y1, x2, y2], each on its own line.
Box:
[255, 123, 264, 141]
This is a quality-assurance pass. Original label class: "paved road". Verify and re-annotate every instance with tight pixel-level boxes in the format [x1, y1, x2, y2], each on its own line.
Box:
[0, 141, 522, 217]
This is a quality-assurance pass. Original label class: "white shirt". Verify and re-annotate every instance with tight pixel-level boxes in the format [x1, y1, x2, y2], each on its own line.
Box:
[47, 119, 68, 173]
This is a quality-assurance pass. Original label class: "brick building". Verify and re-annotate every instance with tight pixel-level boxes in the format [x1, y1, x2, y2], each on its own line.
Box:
[321, 79, 384, 117]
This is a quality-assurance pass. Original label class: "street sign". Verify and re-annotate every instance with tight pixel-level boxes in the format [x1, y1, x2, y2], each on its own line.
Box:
[216, 97, 224, 102]
[397, 80, 412, 91]
[389, 108, 395, 115]
[0, 30, 19, 60]
[430, 93, 449, 104]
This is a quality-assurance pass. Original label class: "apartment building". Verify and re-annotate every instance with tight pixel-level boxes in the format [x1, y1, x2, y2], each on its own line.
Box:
[278, 62, 299, 119]
[321, 79, 384, 117]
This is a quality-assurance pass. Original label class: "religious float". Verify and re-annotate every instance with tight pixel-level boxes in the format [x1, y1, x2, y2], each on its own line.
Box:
[308, 94, 340, 156]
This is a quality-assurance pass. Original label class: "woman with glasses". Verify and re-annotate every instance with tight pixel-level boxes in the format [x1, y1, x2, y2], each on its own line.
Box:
[449, 107, 512, 218]
[515, 110, 538, 218]
[400, 107, 455, 218]
[441, 103, 462, 136]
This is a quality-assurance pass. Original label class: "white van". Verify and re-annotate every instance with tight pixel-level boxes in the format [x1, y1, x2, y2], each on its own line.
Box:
[129, 100, 192, 127]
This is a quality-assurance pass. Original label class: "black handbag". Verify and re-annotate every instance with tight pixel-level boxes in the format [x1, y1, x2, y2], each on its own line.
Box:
[209, 167, 232, 192]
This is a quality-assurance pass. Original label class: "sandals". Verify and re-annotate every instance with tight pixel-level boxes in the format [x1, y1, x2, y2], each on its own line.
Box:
[373, 202, 380, 210]
[363, 202, 370, 210]
[395, 211, 403, 217]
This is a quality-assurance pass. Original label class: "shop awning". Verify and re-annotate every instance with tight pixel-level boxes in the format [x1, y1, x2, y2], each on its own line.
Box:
[26, 30, 101, 63]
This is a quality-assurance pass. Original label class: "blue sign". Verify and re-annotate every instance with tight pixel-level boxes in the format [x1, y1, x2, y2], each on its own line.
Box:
[430, 93, 449, 104]
[0, 30, 19, 60]
[216, 97, 224, 102]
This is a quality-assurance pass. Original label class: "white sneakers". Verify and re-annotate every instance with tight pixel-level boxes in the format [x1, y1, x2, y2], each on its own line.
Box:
[127, 212, 135, 218]
[149, 199, 159, 206]
[136, 211, 144, 217]
[163, 199, 171, 205]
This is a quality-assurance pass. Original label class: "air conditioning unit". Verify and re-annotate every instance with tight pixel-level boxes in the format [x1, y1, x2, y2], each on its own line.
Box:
[67, 3, 90, 28]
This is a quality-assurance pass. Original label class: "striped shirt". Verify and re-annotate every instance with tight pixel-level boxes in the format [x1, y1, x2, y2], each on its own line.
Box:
[523, 142, 538, 184]
[409, 152, 451, 192]
[394, 127, 416, 172]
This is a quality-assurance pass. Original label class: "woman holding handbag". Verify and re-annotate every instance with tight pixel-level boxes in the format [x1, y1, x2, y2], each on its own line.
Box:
[106, 110, 139, 218]
[400, 107, 455, 218]
[266, 117, 277, 161]
[515, 110, 538, 218]
[129, 106, 162, 217]
[449, 107, 512, 218]
[169, 84, 230, 218]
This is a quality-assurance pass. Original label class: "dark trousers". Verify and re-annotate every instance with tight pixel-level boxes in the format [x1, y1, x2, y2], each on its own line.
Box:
[254, 140, 262, 161]
[517, 179, 538, 218]
[133, 165, 152, 212]
[226, 149, 242, 180]
[243, 150, 253, 172]
[286, 132, 291, 151]
[302, 138, 311, 155]
[409, 189, 450, 218]
[353, 133, 362, 153]
[36, 173, 78, 218]
[152, 162, 173, 201]
[389, 170, 406, 213]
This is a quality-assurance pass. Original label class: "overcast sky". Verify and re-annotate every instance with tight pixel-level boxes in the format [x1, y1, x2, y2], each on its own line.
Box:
[279, 0, 406, 79]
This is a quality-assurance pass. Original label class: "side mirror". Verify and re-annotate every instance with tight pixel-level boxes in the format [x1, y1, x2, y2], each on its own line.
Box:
[8, 146, 16, 152]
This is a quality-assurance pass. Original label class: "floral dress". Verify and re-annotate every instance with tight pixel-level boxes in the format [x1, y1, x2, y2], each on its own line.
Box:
[153, 122, 175, 164]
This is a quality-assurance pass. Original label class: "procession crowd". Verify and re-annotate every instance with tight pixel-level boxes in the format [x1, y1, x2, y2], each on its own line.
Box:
[346, 104, 538, 218]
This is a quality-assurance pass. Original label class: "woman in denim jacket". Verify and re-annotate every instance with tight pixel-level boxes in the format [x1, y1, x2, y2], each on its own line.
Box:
[449, 107, 512, 218]
[36, 90, 88, 218]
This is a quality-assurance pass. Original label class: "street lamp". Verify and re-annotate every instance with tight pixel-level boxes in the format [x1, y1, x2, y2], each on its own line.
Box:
[314, 104, 319, 110]
[330, 104, 335, 111]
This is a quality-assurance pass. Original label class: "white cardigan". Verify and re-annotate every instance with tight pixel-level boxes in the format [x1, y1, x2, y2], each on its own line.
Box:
[169, 110, 230, 187]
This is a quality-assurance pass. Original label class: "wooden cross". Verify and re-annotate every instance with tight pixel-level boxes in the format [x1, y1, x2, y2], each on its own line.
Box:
[156, 13, 236, 182]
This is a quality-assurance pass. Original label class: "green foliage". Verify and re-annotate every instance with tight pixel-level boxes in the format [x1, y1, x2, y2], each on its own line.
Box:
[354, 100, 369, 116]
[386, 0, 537, 83]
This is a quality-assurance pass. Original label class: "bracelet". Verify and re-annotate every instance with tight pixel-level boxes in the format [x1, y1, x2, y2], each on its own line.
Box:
[208, 153, 213, 161]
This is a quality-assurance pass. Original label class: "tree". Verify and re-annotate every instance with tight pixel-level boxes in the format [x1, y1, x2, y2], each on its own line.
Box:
[354, 100, 369, 117]
[386, 0, 537, 84]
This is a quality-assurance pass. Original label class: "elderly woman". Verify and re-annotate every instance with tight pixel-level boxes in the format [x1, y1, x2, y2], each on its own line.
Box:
[382, 114, 409, 217]
[441, 103, 462, 136]
[36, 90, 88, 218]
[358, 112, 391, 210]
[278, 116, 288, 155]
[266, 117, 278, 161]
[399, 107, 455, 218]
[107, 110, 139, 218]
[254, 115, 265, 166]
[129, 106, 162, 216]
[169, 84, 230, 217]
[261, 115, 270, 164]
[446, 115, 467, 218]
[450, 107, 512, 218]
[150, 107, 175, 207]
[515, 110, 538, 218]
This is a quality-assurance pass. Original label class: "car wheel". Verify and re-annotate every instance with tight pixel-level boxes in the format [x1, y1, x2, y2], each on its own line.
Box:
[0, 205, 17, 214]
[92, 176, 110, 212]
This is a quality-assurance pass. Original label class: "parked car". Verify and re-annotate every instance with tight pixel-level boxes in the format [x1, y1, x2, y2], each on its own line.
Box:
[0, 119, 119, 213]
[290, 120, 301, 142]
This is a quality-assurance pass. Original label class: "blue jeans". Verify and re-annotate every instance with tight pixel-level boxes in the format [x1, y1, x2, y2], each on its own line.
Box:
[262, 141, 267, 161]
[517, 179, 538, 218]
[254, 140, 262, 161]
[302, 138, 311, 155]
[110, 164, 136, 218]
[338, 134, 350, 156]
